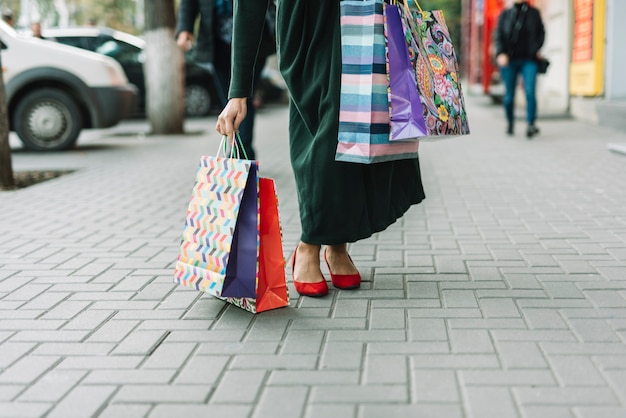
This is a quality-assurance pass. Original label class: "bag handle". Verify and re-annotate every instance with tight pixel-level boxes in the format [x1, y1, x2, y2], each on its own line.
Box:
[400, 0, 423, 13]
[217, 133, 249, 160]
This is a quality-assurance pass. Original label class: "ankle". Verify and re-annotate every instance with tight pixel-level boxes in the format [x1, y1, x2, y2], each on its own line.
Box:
[292, 243, 324, 284]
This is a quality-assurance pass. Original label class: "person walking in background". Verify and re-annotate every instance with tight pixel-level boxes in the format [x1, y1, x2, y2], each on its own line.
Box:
[31, 21, 44, 39]
[494, 0, 545, 139]
[216, 0, 425, 297]
[176, 0, 275, 160]
[1, 8, 13, 27]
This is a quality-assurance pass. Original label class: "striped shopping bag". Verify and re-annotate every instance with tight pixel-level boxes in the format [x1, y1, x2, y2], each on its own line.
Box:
[336, 0, 420, 164]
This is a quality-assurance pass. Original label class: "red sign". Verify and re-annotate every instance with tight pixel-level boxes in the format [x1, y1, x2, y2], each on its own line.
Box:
[573, 0, 594, 62]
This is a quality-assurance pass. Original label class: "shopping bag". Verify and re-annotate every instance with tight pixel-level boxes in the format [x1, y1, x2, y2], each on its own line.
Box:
[173, 139, 289, 313]
[217, 177, 289, 313]
[396, 0, 470, 140]
[384, 2, 427, 141]
[336, 0, 420, 164]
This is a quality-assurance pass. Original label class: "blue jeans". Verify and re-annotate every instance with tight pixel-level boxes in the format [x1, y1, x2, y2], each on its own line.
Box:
[500, 59, 538, 126]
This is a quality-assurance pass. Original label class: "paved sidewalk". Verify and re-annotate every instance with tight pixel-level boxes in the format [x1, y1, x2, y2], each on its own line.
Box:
[1, 96, 625, 418]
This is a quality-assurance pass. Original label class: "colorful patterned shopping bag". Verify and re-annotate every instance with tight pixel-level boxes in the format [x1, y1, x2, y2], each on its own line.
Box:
[395, 0, 470, 140]
[336, 0, 420, 164]
[173, 141, 288, 313]
[384, 2, 428, 141]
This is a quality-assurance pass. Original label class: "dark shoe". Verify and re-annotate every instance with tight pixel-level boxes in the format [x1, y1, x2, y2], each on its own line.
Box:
[526, 125, 540, 139]
[506, 124, 514, 136]
[291, 246, 328, 297]
[324, 249, 361, 290]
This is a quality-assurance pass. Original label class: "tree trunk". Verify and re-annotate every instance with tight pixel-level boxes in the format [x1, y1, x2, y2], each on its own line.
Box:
[143, 0, 185, 134]
[0, 53, 15, 189]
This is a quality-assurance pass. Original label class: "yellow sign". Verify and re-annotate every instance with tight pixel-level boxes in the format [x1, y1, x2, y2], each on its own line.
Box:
[569, 0, 605, 96]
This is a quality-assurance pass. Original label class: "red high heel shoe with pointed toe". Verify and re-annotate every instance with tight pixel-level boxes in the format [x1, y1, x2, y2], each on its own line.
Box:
[291, 246, 328, 297]
[324, 249, 361, 290]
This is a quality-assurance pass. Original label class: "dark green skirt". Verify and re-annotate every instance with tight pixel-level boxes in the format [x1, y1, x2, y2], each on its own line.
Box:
[276, 0, 425, 244]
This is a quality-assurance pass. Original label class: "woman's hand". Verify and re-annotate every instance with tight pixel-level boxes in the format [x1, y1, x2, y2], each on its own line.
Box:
[216, 98, 248, 143]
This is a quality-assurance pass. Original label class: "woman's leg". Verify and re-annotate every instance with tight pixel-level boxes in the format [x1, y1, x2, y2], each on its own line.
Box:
[521, 60, 539, 126]
[325, 243, 359, 275]
[292, 242, 359, 282]
[292, 242, 325, 283]
[501, 63, 517, 133]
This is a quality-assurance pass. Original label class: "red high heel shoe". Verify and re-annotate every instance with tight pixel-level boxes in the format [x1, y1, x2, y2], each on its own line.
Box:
[324, 249, 361, 290]
[291, 246, 328, 297]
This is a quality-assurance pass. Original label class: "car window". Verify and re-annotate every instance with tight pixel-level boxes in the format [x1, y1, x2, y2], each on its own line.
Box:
[95, 39, 142, 64]
[55, 36, 98, 51]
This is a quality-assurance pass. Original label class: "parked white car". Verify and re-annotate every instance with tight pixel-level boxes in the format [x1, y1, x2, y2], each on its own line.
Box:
[0, 20, 137, 151]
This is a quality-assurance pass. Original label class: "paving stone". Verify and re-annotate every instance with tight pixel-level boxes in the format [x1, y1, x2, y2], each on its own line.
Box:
[11, 330, 89, 342]
[45, 385, 117, 418]
[84, 369, 176, 384]
[267, 370, 359, 385]
[0, 355, 60, 384]
[252, 386, 308, 418]
[97, 404, 152, 418]
[449, 329, 494, 353]
[464, 387, 519, 418]
[209, 370, 266, 403]
[304, 404, 356, 418]
[230, 354, 318, 370]
[148, 404, 251, 418]
[57, 356, 144, 370]
[369, 308, 405, 330]
[364, 355, 408, 384]
[114, 384, 211, 402]
[442, 290, 479, 308]
[0, 385, 24, 402]
[332, 299, 370, 318]
[320, 342, 364, 370]
[111, 330, 169, 355]
[411, 354, 500, 369]
[310, 384, 407, 403]
[142, 342, 196, 369]
[514, 387, 619, 406]
[0, 342, 36, 368]
[567, 319, 622, 342]
[0, 402, 52, 418]
[246, 318, 290, 341]
[479, 298, 521, 317]
[61, 310, 114, 330]
[17, 370, 86, 402]
[573, 406, 626, 418]
[360, 404, 464, 418]
[175, 355, 229, 385]
[412, 370, 460, 402]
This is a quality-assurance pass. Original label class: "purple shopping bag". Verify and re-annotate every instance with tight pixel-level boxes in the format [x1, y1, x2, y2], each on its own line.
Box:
[385, 3, 427, 141]
[221, 162, 258, 298]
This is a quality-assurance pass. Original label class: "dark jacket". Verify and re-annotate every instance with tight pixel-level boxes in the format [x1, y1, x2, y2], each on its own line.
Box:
[176, 0, 215, 63]
[176, 0, 276, 65]
[494, 2, 545, 60]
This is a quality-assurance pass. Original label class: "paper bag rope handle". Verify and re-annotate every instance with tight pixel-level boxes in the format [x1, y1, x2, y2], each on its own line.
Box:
[400, 0, 423, 13]
[217, 133, 249, 160]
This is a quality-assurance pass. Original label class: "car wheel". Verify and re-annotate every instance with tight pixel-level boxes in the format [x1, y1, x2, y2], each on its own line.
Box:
[185, 84, 212, 117]
[14, 88, 83, 151]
